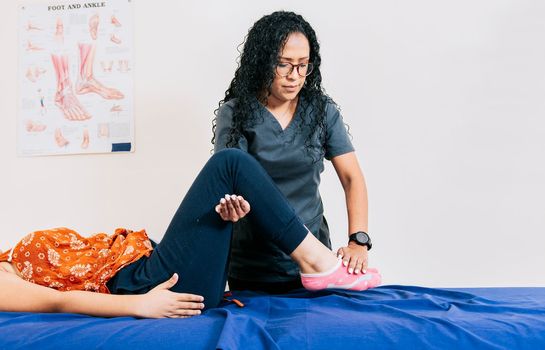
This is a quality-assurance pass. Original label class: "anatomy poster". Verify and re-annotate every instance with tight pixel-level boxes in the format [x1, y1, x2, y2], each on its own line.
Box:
[18, 0, 134, 156]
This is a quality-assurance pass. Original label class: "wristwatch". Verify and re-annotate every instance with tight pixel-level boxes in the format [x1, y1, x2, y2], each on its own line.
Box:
[348, 231, 372, 250]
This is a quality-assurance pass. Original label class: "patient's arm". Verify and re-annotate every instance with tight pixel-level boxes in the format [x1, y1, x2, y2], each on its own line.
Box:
[0, 271, 204, 318]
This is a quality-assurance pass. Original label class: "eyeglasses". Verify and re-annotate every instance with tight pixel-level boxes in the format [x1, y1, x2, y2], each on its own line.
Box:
[276, 62, 314, 77]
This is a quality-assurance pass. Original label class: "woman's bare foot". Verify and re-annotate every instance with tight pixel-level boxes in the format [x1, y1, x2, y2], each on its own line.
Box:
[89, 14, 99, 40]
[55, 128, 69, 147]
[291, 234, 341, 274]
[81, 129, 89, 149]
[25, 120, 47, 132]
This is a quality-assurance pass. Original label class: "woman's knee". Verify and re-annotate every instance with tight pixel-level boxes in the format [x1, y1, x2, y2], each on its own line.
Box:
[211, 148, 253, 167]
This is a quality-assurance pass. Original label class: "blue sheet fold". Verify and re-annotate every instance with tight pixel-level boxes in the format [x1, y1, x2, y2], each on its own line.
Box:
[1, 286, 544, 349]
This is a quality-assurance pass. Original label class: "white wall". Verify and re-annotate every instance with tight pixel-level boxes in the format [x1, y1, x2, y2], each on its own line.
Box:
[1, 0, 544, 287]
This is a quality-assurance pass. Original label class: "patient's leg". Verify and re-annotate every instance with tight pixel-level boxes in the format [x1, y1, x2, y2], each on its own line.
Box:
[51, 54, 91, 121]
[110, 150, 379, 309]
[75, 43, 124, 99]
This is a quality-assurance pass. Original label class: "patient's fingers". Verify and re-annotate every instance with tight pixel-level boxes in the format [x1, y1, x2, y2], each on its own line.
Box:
[232, 196, 246, 219]
[225, 194, 238, 221]
[177, 302, 205, 310]
[216, 198, 230, 221]
[176, 293, 204, 302]
[169, 308, 201, 318]
[237, 196, 251, 216]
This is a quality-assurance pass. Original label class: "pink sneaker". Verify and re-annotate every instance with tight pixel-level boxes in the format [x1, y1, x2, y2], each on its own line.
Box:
[300, 258, 382, 291]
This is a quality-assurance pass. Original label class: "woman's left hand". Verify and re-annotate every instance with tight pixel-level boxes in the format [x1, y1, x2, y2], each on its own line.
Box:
[136, 274, 205, 318]
[215, 194, 251, 222]
[337, 243, 368, 274]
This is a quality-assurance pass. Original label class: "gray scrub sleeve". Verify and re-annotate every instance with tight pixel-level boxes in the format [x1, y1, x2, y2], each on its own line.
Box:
[214, 102, 248, 153]
[324, 104, 354, 160]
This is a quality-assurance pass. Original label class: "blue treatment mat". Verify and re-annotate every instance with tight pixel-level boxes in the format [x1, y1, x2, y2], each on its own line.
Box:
[1, 286, 544, 350]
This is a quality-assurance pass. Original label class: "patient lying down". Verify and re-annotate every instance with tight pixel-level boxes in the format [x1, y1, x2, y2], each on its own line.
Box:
[0, 150, 381, 318]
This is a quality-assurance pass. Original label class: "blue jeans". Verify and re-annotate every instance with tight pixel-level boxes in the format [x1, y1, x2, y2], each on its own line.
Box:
[107, 149, 309, 308]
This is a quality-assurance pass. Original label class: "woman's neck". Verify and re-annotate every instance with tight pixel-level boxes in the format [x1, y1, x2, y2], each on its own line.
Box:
[265, 96, 298, 129]
[265, 93, 298, 110]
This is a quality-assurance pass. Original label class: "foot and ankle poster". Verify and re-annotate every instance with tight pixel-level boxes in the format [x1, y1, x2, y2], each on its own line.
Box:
[18, 0, 134, 156]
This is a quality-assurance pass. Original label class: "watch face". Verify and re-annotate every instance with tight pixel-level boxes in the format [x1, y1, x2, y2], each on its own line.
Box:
[356, 232, 369, 244]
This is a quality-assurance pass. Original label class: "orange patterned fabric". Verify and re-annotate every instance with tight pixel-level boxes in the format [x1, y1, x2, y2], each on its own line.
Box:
[0, 227, 153, 293]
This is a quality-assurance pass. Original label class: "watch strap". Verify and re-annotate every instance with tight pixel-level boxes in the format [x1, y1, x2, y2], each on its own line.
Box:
[348, 231, 372, 250]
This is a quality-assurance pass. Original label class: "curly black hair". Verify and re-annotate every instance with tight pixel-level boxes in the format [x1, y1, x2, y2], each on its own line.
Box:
[211, 11, 338, 161]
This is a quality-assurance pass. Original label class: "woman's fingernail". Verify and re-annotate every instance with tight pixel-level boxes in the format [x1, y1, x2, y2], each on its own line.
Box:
[363, 269, 367, 274]
[343, 261, 348, 266]
[354, 269, 360, 274]
[348, 268, 354, 274]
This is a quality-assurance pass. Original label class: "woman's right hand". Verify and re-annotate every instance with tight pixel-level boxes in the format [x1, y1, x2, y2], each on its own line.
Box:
[215, 194, 251, 222]
[136, 273, 205, 318]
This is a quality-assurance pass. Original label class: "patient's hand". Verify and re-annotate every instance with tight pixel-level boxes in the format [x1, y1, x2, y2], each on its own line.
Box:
[136, 274, 205, 318]
[215, 194, 251, 223]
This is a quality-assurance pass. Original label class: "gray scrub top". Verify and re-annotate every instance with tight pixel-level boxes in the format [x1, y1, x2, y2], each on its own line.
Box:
[214, 96, 354, 282]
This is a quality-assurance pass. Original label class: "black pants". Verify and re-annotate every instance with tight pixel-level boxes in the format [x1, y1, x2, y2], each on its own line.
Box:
[228, 277, 303, 294]
[107, 149, 309, 309]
